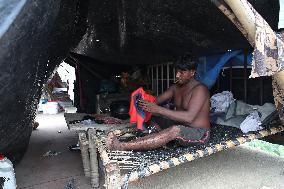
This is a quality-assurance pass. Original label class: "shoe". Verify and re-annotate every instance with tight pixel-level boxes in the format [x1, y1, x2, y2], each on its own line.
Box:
[68, 144, 80, 152]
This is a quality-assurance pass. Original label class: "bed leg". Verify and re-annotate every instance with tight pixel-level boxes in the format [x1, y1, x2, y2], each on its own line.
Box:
[88, 129, 100, 188]
[272, 72, 284, 124]
[105, 163, 121, 189]
[78, 131, 91, 177]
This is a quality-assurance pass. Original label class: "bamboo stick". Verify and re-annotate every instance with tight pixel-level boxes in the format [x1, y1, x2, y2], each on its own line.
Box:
[210, 0, 253, 46]
[223, 0, 255, 43]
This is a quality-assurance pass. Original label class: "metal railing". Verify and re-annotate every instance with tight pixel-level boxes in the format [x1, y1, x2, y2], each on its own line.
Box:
[147, 62, 175, 96]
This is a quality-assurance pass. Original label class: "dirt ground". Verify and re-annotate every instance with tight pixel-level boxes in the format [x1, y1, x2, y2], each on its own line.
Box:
[15, 113, 284, 189]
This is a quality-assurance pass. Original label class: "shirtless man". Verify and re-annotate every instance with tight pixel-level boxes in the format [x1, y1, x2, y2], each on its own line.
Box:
[107, 55, 211, 150]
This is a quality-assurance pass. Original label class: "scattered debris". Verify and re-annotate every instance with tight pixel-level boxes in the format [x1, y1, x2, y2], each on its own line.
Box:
[42, 150, 61, 157]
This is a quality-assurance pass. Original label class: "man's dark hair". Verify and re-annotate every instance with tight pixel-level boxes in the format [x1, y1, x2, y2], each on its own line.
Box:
[174, 54, 198, 71]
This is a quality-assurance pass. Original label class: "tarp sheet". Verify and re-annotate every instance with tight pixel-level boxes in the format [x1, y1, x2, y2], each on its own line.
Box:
[197, 50, 253, 89]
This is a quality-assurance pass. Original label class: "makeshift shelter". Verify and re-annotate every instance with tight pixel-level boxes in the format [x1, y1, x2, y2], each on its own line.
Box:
[62, 1, 284, 188]
[0, 0, 283, 183]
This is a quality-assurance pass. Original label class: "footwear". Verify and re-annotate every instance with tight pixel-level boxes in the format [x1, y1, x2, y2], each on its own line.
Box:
[68, 144, 80, 152]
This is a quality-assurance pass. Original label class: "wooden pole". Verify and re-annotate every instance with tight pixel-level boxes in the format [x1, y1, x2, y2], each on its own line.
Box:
[244, 52, 248, 103]
[79, 132, 91, 177]
[95, 133, 122, 189]
[272, 71, 284, 124]
[88, 129, 100, 188]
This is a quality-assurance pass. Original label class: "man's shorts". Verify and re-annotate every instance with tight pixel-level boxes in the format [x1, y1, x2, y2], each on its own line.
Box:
[175, 125, 210, 146]
[150, 116, 210, 146]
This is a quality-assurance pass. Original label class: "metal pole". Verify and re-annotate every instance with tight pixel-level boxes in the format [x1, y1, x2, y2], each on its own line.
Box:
[96, 94, 100, 114]
[260, 78, 263, 105]
[156, 65, 159, 95]
[230, 62, 233, 92]
[161, 65, 164, 92]
[151, 66, 154, 91]
[244, 52, 248, 103]
[167, 63, 170, 88]
[217, 77, 220, 92]
[147, 67, 149, 89]
[173, 66, 176, 83]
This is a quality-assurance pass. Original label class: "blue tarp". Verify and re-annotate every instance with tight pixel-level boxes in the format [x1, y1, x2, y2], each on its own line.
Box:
[196, 50, 253, 89]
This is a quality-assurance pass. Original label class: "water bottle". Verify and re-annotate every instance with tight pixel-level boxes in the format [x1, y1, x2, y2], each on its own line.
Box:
[0, 154, 16, 189]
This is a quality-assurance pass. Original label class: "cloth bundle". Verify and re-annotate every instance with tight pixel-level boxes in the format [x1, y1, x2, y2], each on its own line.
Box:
[240, 111, 263, 133]
[210, 91, 235, 113]
[129, 87, 156, 130]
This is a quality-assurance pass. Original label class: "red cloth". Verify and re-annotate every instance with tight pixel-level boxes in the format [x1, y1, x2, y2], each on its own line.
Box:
[92, 114, 123, 124]
[129, 87, 156, 130]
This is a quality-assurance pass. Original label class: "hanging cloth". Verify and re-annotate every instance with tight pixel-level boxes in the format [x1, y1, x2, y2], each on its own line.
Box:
[129, 87, 156, 130]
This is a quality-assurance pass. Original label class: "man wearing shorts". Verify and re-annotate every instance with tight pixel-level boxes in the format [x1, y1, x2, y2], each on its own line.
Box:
[107, 54, 211, 150]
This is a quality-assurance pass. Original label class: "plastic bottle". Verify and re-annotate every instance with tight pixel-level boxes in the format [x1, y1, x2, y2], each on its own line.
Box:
[0, 154, 16, 189]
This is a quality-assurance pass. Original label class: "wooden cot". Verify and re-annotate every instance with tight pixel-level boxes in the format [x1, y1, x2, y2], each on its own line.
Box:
[87, 121, 284, 189]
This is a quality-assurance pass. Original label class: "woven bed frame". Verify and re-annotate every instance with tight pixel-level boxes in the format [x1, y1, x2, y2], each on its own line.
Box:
[86, 121, 284, 189]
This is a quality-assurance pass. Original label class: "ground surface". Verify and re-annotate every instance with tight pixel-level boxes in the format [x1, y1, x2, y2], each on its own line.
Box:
[15, 113, 284, 189]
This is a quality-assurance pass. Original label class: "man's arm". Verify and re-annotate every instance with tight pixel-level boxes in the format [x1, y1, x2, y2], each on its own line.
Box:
[155, 85, 175, 105]
[139, 86, 209, 126]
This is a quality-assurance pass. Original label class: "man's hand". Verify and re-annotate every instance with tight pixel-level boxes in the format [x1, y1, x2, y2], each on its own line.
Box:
[138, 100, 162, 114]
